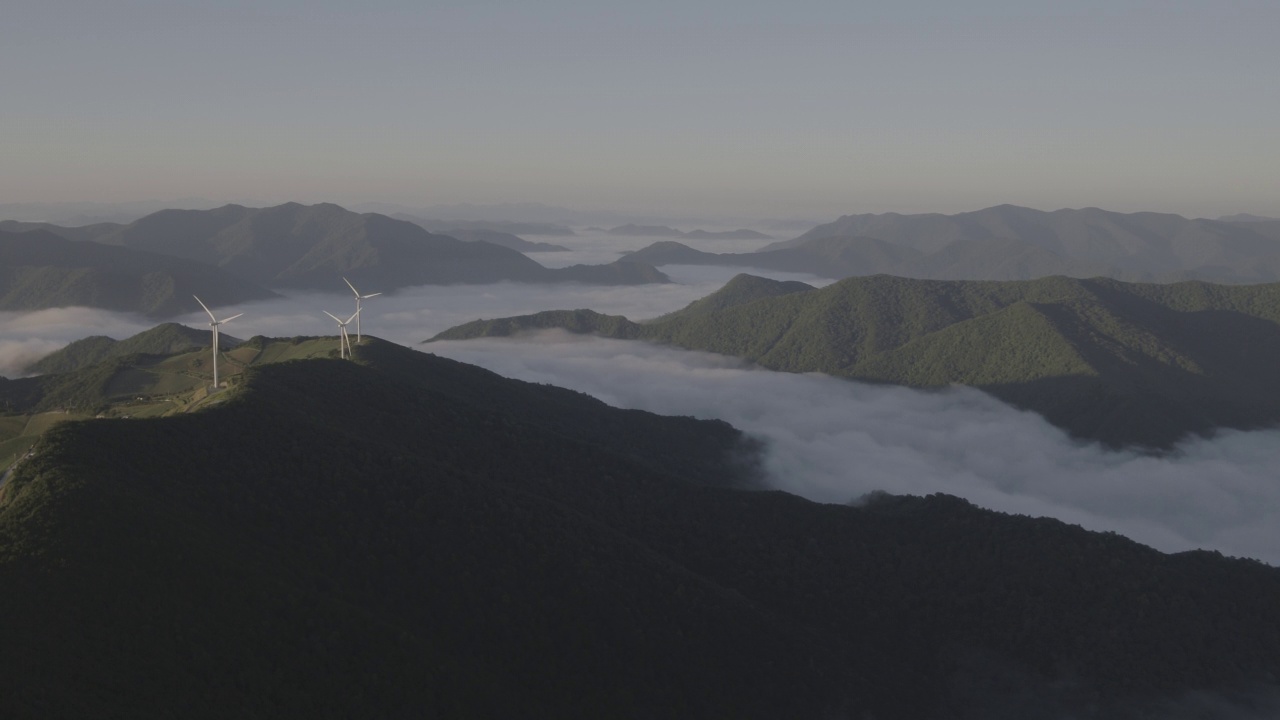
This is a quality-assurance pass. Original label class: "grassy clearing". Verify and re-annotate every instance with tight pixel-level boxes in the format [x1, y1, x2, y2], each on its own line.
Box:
[0, 337, 354, 457]
[0, 416, 26, 443]
[23, 412, 89, 436]
[0, 435, 36, 469]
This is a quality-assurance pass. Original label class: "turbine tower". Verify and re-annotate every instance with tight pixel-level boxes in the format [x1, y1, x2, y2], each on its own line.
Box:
[343, 277, 381, 343]
[193, 295, 243, 390]
[324, 309, 360, 359]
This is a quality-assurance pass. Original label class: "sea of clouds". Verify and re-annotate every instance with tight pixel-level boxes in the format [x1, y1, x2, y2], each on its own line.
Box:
[4, 231, 1280, 564]
[430, 332, 1280, 564]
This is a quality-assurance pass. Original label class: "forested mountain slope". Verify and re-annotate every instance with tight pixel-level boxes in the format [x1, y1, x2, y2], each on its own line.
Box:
[0, 230, 279, 316]
[432, 273, 1280, 447]
[4, 341, 1280, 717]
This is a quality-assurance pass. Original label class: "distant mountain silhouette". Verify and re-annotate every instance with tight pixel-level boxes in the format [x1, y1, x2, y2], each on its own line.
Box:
[607, 224, 772, 240]
[436, 227, 569, 252]
[682, 228, 773, 240]
[355, 200, 589, 226]
[624, 205, 1280, 283]
[606, 224, 687, 237]
[0, 220, 124, 242]
[433, 273, 1280, 449]
[0, 230, 278, 317]
[91, 203, 662, 290]
[391, 213, 576, 236]
[624, 236, 940, 278]
[1218, 213, 1280, 223]
[0, 199, 226, 226]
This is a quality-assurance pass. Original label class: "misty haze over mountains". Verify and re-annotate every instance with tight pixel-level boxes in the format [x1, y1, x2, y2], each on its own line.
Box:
[8, 198, 1280, 714]
[625, 205, 1280, 284]
[10, 1, 1280, 713]
[10, 201, 1280, 321]
[7, 211, 1280, 565]
[0, 202, 674, 317]
[0, 198, 820, 233]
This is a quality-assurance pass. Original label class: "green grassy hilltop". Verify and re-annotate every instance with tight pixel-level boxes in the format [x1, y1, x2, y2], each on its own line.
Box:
[0, 333, 344, 472]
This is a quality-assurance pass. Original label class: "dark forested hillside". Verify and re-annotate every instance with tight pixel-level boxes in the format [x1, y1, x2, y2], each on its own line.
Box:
[432, 273, 1280, 448]
[0, 229, 279, 316]
[2, 341, 1280, 718]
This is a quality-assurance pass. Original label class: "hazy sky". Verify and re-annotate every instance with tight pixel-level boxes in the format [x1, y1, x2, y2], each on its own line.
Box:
[5, 0, 1278, 219]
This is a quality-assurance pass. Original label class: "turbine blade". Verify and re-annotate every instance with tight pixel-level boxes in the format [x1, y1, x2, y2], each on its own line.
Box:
[346, 309, 360, 324]
[218, 312, 244, 324]
[361, 292, 382, 299]
[343, 277, 360, 297]
[323, 310, 342, 323]
[193, 295, 216, 322]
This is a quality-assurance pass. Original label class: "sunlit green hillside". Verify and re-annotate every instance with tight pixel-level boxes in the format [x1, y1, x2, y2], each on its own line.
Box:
[0, 334, 346, 472]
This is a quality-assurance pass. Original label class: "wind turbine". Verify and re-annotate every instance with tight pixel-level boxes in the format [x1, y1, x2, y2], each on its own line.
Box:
[342, 277, 381, 343]
[324, 309, 360, 359]
[193, 295, 243, 390]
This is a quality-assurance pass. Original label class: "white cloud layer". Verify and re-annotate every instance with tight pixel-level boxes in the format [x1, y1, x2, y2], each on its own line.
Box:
[0, 250, 824, 378]
[429, 332, 1280, 566]
[5, 257, 1280, 567]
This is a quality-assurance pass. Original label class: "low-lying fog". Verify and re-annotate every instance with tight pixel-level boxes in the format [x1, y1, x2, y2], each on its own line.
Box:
[432, 332, 1280, 565]
[4, 230, 1280, 564]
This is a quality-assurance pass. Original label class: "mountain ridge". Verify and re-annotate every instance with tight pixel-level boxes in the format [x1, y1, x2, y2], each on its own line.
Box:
[607, 223, 772, 240]
[727, 205, 1280, 283]
[4, 341, 1280, 716]
[48, 202, 665, 291]
[24, 323, 241, 376]
[0, 229, 280, 316]
[430, 273, 1280, 448]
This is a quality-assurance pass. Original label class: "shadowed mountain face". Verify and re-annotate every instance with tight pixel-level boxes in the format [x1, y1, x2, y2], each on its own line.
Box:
[0, 230, 279, 316]
[4, 340, 1280, 718]
[750, 205, 1280, 283]
[89, 202, 665, 290]
[432, 273, 1280, 449]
